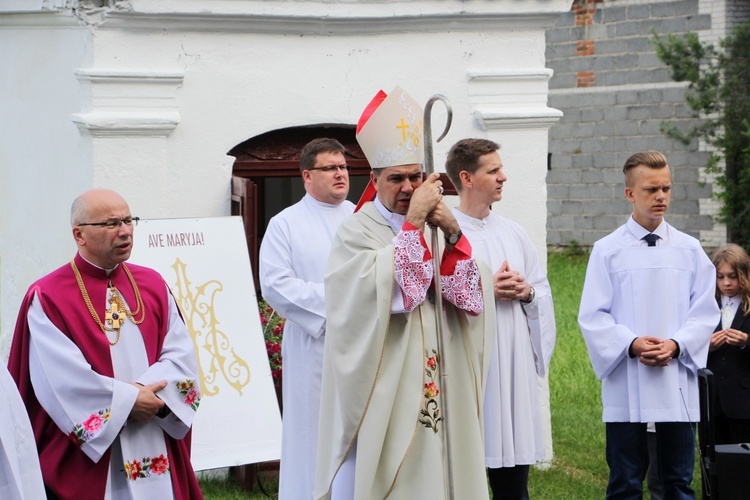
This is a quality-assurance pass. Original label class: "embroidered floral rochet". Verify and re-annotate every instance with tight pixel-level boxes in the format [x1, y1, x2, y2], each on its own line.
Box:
[418, 349, 443, 433]
[68, 407, 111, 447]
[177, 378, 201, 410]
[394, 229, 433, 311]
[394, 228, 484, 315]
[123, 454, 171, 481]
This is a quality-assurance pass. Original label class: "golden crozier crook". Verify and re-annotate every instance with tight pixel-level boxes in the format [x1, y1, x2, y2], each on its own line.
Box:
[70, 260, 147, 346]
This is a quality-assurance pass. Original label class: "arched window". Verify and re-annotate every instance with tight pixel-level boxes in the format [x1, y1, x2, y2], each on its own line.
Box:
[229, 125, 370, 290]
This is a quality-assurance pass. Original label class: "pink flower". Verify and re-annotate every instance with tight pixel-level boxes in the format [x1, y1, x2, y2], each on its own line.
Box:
[83, 414, 103, 432]
[185, 389, 198, 405]
[150, 454, 169, 475]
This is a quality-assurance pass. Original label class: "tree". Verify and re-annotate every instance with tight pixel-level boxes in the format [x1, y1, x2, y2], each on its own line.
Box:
[653, 21, 750, 247]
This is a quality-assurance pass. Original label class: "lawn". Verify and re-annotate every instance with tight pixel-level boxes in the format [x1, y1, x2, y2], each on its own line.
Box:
[199, 252, 702, 499]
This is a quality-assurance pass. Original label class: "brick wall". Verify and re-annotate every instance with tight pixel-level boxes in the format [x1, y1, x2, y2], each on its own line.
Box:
[545, 0, 748, 249]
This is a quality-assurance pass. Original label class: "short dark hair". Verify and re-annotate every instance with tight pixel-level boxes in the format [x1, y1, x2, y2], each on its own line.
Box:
[445, 138, 500, 191]
[300, 138, 346, 172]
[623, 151, 668, 187]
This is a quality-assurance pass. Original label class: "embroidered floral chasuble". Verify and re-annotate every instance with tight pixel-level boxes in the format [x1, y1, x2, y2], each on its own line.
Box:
[9, 253, 202, 499]
[315, 202, 494, 500]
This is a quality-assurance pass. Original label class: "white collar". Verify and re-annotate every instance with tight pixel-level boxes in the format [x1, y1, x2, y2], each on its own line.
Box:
[722, 295, 738, 309]
[373, 197, 406, 234]
[626, 216, 667, 242]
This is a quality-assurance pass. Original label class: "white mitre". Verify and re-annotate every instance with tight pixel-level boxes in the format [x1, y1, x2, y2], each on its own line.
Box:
[356, 86, 425, 169]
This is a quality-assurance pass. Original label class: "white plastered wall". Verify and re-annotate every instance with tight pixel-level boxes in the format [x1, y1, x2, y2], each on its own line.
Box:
[0, 0, 571, 354]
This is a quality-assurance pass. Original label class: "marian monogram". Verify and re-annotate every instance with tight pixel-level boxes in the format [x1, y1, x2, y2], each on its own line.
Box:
[170, 258, 251, 397]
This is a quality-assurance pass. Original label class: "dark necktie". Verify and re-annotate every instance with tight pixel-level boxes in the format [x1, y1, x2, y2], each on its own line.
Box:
[643, 233, 660, 247]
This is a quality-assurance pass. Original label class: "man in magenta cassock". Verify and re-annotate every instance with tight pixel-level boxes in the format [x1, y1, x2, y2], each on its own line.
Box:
[9, 188, 203, 499]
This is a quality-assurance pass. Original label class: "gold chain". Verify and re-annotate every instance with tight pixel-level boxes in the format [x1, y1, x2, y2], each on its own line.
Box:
[70, 260, 147, 345]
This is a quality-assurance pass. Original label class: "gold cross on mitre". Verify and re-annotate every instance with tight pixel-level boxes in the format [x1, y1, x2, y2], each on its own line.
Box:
[106, 298, 126, 331]
[396, 117, 409, 140]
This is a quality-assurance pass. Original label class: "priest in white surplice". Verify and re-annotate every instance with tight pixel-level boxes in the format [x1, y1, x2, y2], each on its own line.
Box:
[315, 87, 494, 500]
[446, 138, 556, 500]
[0, 362, 45, 500]
[9, 189, 203, 500]
[578, 151, 719, 499]
[259, 137, 354, 500]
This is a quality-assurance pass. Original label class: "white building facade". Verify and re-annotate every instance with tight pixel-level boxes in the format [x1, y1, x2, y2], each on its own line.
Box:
[0, 0, 571, 350]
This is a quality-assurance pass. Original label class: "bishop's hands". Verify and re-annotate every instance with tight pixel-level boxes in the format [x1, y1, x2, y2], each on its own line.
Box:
[710, 328, 749, 352]
[493, 261, 533, 302]
[406, 172, 461, 243]
[129, 380, 167, 423]
[631, 336, 679, 367]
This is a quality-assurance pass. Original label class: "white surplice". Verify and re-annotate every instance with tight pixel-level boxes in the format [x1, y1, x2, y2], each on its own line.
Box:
[27, 283, 199, 499]
[454, 208, 556, 468]
[259, 194, 354, 500]
[578, 218, 719, 422]
[0, 363, 45, 500]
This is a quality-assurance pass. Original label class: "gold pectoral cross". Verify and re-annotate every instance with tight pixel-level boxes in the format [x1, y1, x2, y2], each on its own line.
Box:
[106, 298, 126, 331]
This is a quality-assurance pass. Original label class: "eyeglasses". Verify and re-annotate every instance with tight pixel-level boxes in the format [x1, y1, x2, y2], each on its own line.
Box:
[78, 217, 140, 229]
[308, 165, 351, 173]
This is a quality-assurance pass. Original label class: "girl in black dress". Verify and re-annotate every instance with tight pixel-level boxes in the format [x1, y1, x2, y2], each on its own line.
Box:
[709, 243, 750, 444]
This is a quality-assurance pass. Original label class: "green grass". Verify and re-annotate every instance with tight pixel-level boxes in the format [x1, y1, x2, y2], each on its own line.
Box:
[529, 253, 609, 498]
[200, 252, 703, 499]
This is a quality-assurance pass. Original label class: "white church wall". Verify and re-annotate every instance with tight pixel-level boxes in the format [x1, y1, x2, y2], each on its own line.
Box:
[0, 14, 92, 354]
[0, 1, 570, 352]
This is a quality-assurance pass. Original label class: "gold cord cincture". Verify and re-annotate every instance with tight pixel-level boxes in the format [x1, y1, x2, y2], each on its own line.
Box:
[70, 260, 147, 345]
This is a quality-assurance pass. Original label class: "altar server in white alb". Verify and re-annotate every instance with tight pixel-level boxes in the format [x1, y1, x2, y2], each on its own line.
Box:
[578, 151, 719, 499]
[260, 137, 354, 500]
[9, 189, 203, 500]
[0, 362, 45, 500]
[446, 138, 556, 500]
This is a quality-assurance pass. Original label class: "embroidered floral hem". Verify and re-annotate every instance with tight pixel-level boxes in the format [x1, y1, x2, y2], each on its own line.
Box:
[418, 349, 443, 433]
[68, 407, 111, 447]
[123, 454, 171, 481]
[177, 378, 201, 410]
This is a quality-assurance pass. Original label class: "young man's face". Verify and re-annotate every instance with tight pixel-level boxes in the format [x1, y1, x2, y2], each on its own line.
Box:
[625, 164, 671, 232]
[465, 151, 507, 206]
[302, 150, 350, 205]
[372, 163, 424, 215]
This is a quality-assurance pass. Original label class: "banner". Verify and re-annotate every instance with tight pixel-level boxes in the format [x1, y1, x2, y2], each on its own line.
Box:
[130, 216, 281, 470]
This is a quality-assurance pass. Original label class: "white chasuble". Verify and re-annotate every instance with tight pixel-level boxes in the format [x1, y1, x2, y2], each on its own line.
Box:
[315, 203, 494, 500]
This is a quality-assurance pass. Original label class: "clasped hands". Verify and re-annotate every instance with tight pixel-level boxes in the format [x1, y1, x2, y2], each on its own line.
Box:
[128, 380, 168, 423]
[710, 328, 749, 351]
[493, 261, 532, 302]
[630, 336, 679, 367]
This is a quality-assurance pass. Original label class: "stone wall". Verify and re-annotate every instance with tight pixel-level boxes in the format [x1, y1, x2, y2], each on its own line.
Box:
[545, 0, 749, 248]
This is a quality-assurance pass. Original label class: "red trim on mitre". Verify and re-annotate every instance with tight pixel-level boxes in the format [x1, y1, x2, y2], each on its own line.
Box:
[354, 89, 388, 212]
[356, 90, 388, 134]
